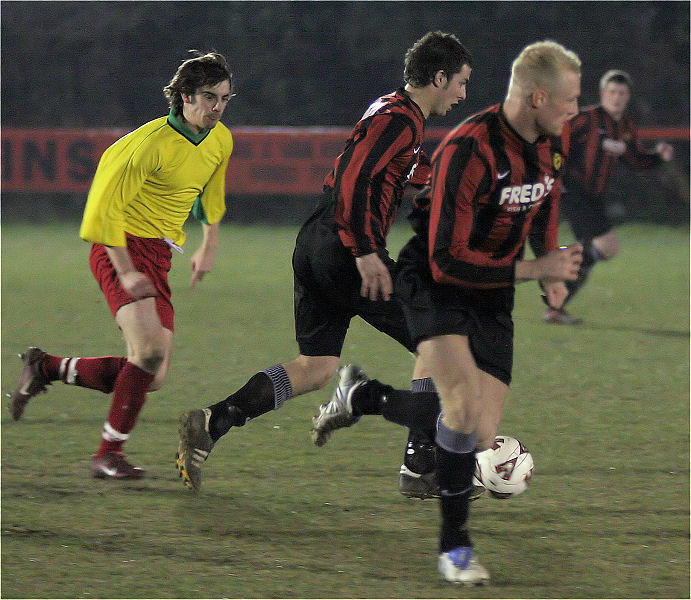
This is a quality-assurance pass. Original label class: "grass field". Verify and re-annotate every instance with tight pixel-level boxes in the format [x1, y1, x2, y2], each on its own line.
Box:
[1, 220, 689, 599]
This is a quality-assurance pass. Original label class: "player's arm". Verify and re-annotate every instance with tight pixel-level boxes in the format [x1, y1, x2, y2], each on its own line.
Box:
[105, 245, 158, 299]
[190, 222, 219, 289]
[428, 140, 518, 287]
[622, 119, 671, 169]
[80, 138, 156, 247]
[517, 172, 581, 308]
[81, 138, 159, 298]
[344, 115, 412, 251]
[342, 115, 415, 300]
[189, 144, 231, 288]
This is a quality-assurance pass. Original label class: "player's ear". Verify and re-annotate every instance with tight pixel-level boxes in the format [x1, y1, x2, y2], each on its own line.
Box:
[530, 87, 547, 109]
[432, 70, 447, 88]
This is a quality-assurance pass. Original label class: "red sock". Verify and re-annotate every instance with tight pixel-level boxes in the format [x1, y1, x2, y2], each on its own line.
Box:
[95, 362, 155, 457]
[44, 355, 127, 393]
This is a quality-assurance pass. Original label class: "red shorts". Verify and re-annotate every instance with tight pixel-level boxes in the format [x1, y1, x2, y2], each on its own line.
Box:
[89, 234, 175, 331]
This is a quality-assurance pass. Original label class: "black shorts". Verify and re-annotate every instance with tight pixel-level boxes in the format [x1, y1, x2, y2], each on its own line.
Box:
[395, 235, 515, 386]
[292, 212, 414, 357]
[560, 183, 613, 242]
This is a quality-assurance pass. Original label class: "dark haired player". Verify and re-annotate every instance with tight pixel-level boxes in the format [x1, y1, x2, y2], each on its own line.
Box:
[544, 69, 674, 324]
[176, 31, 473, 492]
[8, 52, 234, 478]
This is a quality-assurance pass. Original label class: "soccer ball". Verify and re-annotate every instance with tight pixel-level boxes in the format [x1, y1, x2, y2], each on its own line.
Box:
[473, 435, 534, 499]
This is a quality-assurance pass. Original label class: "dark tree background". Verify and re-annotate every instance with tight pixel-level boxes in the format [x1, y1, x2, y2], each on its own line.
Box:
[2, 1, 689, 128]
[1, 1, 688, 224]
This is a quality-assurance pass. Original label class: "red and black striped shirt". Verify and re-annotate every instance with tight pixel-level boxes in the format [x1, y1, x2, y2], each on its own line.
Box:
[419, 104, 567, 289]
[324, 88, 430, 256]
[565, 105, 662, 197]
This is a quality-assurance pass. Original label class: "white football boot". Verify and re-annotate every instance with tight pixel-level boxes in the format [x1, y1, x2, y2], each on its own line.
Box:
[310, 364, 369, 447]
[438, 547, 490, 585]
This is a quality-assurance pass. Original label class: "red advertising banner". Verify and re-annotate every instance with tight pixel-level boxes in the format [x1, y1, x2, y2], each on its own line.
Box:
[2, 126, 688, 196]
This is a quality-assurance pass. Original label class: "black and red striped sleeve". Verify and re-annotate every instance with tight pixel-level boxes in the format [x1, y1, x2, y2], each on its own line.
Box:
[334, 113, 415, 256]
[408, 148, 431, 187]
[621, 117, 663, 170]
[428, 137, 515, 288]
[530, 129, 568, 257]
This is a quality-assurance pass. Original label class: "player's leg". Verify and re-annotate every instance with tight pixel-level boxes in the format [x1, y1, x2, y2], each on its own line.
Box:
[547, 191, 612, 324]
[352, 268, 442, 498]
[202, 268, 345, 440]
[6, 345, 176, 420]
[7, 347, 137, 420]
[398, 358, 440, 498]
[91, 298, 169, 479]
[7, 348, 130, 420]
[205, 353, 340, 443]
[417, 334, 492, 585]
[474, 370, 508, 451]
[176, 235, 348, 491]
[562, 229, 617, 305]
[177, 353, 339, 490]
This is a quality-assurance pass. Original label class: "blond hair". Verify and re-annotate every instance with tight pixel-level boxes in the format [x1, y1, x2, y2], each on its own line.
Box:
[509, 40, 581, 93]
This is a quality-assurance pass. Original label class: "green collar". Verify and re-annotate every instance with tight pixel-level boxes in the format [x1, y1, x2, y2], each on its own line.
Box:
[167, 110, 210, 144]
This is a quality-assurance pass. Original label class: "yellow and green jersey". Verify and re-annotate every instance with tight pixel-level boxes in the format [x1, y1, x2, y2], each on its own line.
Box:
[80, 111, 233, 247]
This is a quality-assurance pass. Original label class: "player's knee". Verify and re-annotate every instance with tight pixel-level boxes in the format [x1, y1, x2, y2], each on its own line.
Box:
[140, 353, 164, 374]
[439, 386, 482, 430]
[291, 355, 339, 393]
[130, 345, 165, 375]
[440, 401, 481, 433]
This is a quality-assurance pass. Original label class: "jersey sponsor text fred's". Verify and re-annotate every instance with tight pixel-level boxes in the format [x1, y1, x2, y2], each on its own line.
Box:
[498, 174, 556, 213]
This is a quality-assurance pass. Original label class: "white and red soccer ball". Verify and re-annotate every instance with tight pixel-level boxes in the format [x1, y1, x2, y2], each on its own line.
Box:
[473, 435, 534, 499]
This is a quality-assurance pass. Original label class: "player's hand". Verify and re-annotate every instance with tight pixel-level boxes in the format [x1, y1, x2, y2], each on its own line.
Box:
[355, 252, 393, 301]
[541, 280, 569, 310]
[535, 243, 582, 281]
[656, 141, 674, 162]
[190, 244, 216, 289]
[119, 270, 158, 299]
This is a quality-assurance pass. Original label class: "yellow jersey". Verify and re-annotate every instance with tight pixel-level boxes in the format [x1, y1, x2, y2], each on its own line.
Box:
[80, 111, 233, 247]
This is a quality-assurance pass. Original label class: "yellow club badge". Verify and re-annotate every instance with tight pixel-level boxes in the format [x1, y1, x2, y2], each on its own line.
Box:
[553, 152, 562, 171]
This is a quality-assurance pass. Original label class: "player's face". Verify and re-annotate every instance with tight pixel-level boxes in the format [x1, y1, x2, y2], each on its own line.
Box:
[430, 65, 472, 116]
[182, 79, 232, 133]
[601, 82, 631, 119]
[536, 69, 581, 137]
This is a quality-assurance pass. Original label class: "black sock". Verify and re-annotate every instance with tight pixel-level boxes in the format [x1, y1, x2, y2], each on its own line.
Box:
[402, 379, 439, 473]
[436, 446, 476, 552]
[382, 388, 440, 436]
[207, 372, 276, 442]
[350, 379, 390, 415]
[351, 381, 441, 436]
[403, 429, 437, 473]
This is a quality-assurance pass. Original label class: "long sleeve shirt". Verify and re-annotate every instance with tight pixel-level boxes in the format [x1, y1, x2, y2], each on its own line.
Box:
[324, 88, 430, 256]
[80, 111, 233, 247]
[564, 104, 662, 197]
[419, 104, 567, 289]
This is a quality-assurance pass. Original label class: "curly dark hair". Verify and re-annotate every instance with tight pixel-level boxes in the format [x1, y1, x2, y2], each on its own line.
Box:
[403, 31, 473, 88]
[163, 51, 233, 115]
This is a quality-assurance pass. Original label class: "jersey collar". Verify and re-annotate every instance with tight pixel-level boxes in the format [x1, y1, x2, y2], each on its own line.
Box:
[397, 87, 426, 122]
[167, 110, 211, 144]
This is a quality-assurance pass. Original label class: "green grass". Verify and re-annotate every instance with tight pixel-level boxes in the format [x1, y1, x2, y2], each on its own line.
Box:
[1, 220, 689, 599]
